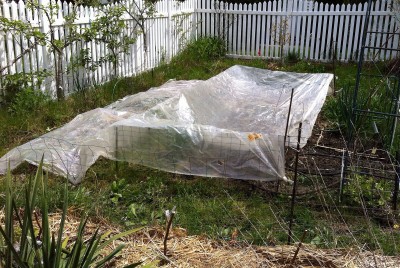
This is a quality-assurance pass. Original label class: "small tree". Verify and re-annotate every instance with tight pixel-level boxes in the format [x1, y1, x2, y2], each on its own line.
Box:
[82, 3, 137, 78]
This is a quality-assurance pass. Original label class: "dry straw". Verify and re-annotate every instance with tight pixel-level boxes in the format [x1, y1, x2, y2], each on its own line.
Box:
[2, 210, 399, 268]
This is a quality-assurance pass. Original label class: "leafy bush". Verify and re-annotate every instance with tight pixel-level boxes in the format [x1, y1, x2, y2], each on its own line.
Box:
[344, 174, 392, 208]
[0, 159, 141, 267]
[285, 50, 299, 63]
[1, 71, 49, 106]
[8, 88, 50, 116]
[176, 37, 226, 61]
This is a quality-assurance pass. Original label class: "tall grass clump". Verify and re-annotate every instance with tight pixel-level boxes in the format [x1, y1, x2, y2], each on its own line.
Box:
[174, 36, 226, 62]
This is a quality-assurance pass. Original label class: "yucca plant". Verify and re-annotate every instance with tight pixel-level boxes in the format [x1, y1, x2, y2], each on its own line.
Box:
[0, 158, 142, 267]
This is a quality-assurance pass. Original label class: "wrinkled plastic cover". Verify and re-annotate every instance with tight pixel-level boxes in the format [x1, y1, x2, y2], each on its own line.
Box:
[0, 65, 333, 184]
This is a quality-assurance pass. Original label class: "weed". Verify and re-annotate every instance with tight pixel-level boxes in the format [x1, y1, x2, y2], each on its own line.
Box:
[174, 36, 226, 62]
[8, 88, 50, 116]
[285, 50, 299, 63]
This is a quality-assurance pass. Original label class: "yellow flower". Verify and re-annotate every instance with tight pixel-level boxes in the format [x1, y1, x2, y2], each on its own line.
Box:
[394, 224, 399, 229]
[248, 134, 255, 141]
[248, 133, 262, 141]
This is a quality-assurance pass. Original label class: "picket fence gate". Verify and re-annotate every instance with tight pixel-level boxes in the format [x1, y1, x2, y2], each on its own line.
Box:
[0, 0, 399, 96]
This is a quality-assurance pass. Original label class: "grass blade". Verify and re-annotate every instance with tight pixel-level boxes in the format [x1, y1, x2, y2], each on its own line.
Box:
[0, 225, 29, 268]
[54, 183, 69, 267]
[95, 227, 142, 256]
[40, 171, 51, 267]
[4, 164, 13, 267]
[93, 244, 125, 268]
[80, 228, 101, 267]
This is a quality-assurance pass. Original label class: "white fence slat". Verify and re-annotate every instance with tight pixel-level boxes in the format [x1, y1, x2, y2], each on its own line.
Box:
[29, 3, 39, 89]
[278, 0, 283, 58]
[336, 5, 344, 60]
[4, 2, 16, 75]
[352, 3, 362, 61]
[18, 0, 30, 74]
[260, 2, 267, 57]
[322, 4, 334, 61]
[201, 0, 205, 37]
[346, 4, 356, 61]
[294, 0, 302, 56]
[0, 5, 7, 76]
[391, 13, 400, 59]
[237, 4, 242, 55]
[206, 0, 210, 37]
[266, 1, 272, 57]
[251, 3, 257, 57]
[271, 0, 277, 58]
[368, 1, 379, 60]
[319, 4, 328, 60]
[11, 1, 23, 74]
[310, 1, 317, 59]
[232, 3, 238, 55]
[331, 4, 340, 60]
[289, 0, 297, 52]
[341, 5, 350, 61]
[315, 2, 323, 60]
[246, 3, 252, 56]
[299, 0, 306, 58]
[359, 2, 368, 61]
[378, 0, 387, 60]
[305, 1, 312, 59]
[210, 0, 215, 37]
[241, 4, 247, 55]
[382, 0, 391, 60]
[255, 2, 261, 57]
[227, 3, 234, 54]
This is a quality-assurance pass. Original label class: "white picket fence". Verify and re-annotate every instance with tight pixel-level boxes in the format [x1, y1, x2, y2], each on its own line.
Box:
[0, 0, 196, 95]
[198, 0, 400, 61]
[0, 0, 399, 96]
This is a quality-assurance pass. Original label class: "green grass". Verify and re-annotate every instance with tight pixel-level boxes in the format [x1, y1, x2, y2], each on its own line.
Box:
[1, 40, 399, 256]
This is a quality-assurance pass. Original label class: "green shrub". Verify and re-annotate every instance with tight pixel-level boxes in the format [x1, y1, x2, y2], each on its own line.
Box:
[176, 36, 226, 61]
[8, 88, 50, 116]
[344, 174, 392, 208]
[285, 50, 299, 63]
[1, 71, 50, 105]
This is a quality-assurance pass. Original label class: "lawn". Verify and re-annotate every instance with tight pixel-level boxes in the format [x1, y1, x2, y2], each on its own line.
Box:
[0, 39, 399, 264]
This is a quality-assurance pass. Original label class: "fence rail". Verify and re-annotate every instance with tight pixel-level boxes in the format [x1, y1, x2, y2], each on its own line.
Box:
[0, 0, 399, 97]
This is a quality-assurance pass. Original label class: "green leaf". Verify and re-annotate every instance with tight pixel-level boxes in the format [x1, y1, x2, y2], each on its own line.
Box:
[94, 227, 143, 257]
[93, 244, 125, 268]
[54, 183, 69, 267]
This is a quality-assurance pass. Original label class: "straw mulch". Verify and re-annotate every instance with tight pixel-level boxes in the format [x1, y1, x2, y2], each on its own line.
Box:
[1, 210, 400, 268]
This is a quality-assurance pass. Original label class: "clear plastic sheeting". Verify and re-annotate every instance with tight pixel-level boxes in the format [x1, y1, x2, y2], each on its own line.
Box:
[0, 65, 333, 184]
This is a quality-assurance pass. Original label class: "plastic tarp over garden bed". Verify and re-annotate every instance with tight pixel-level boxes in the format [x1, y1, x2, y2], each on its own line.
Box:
[0, 65, 333, 184]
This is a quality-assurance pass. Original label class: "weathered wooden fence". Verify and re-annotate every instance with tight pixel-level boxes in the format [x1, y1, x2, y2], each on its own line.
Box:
[1, 0, 399, 96]
[197, 0, 399, 61]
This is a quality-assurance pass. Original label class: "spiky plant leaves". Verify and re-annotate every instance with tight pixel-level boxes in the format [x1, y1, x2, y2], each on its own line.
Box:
[54, 182, 69, 268]
[0, 157, 142, 267]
